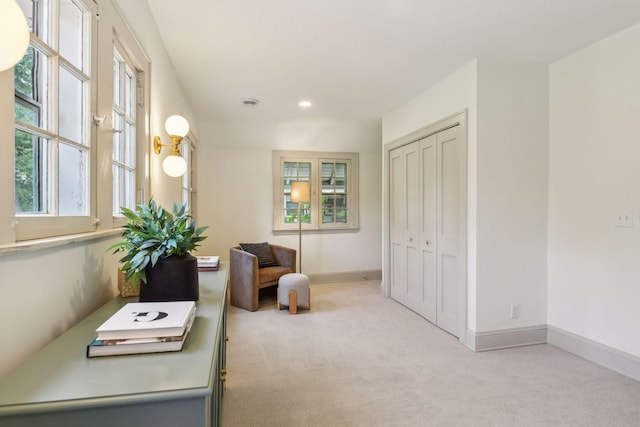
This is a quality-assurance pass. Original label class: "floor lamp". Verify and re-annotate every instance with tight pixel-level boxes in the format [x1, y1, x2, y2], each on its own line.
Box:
[290, 181, 310, 273]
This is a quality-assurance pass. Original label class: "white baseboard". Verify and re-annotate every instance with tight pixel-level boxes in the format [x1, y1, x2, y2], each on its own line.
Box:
[464, 325, 640, 381]
[547, 325, 640, 381]
[466, 325, 548, 352]
[306, 269, 382, 284]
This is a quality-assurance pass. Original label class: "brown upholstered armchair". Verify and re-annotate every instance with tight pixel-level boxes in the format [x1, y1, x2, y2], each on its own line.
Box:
[229, 244, 296, 311]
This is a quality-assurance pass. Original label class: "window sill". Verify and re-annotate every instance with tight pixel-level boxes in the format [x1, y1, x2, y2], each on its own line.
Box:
[272, 227, 359, 235]
[0, 229, 122, 257]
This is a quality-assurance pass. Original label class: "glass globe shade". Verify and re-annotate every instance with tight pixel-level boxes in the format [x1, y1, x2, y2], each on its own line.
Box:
[164, 115, 189, 137]
[0, 0, 30, 72]
[162, 154, 187, 177]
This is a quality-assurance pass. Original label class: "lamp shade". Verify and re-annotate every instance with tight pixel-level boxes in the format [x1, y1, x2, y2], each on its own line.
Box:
[0, 0, 30, 72]
[164, 115, 189, 137]
[162, 154, 187, 177]
[291, 181, 310, 203]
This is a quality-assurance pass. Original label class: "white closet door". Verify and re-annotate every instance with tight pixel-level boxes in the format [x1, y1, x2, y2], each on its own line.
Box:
[389, 124, 461, 338]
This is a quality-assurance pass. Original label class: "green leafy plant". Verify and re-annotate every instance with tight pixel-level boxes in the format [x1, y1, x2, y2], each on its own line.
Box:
[108, 199, 208, 286]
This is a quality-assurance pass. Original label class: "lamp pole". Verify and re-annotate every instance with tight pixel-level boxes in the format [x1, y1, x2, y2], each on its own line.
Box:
[291, 181, 309, 274]
[298, 201, 302, 273]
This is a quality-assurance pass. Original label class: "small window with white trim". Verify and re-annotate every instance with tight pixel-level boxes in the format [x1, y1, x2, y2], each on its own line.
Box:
[272, 151, 359, 232]
[112, 44, 138, 216]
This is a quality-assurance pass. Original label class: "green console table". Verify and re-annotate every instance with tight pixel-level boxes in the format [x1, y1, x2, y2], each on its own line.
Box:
[0, 262, 229, 427]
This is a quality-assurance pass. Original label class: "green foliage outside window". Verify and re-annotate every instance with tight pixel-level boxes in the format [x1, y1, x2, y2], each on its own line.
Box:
[14, 48, 37, 213]
[284, 204, 311, 224]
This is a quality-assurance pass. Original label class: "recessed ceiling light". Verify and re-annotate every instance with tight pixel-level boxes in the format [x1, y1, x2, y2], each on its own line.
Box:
[298, 100, 312, 108]
[242, 98, 260, 106]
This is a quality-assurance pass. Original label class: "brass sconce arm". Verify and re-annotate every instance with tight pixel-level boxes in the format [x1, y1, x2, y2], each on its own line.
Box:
[153, 135, 184, 156]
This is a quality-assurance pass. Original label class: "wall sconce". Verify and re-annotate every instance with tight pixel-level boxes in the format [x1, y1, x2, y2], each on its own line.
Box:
[0, 0, 31, 72]
[154, 115, 189, 177]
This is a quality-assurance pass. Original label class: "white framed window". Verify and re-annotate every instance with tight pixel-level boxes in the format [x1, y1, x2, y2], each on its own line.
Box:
[10, 0, 150, 242]
[272, 151, 359, 232]
[181, 136, 199, 210]
[112, 44, 137, 216]
[14, 0, 97, 240]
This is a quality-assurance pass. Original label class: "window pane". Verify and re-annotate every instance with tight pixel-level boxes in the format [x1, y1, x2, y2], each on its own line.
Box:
[59, 143, 87, 215]
[16, 0, 35, 32]
[59, 67, 83, 143]
[15, 130, 48, 214]
[18, 0, 48, 42]
[59, 0, 84, 70]
[113, 164, 121, 215]
[15, 47, 36, 99]
[283, 161, 296, 178]
[321, 161, 348, 225]
[125, 121, 135, 165]
[113, 49, 137, 216]
[181, 139, 190, 206]
[124, 169, 135, 210]
[284, 209, 296, 223]
[323, 194, 334, 208]
[113, 55, 121, 106]
[113, 113, 123, 162]
[322, 209, 334, 224]
[284, 207, 310, 224]
[125, 69, 135, 116]
[15, 98, 39, 126]
[283, 161, 311, 221]
[300, 206, 310, 223]
[299, 162, 310, 178]
[284, 161, 310, 179]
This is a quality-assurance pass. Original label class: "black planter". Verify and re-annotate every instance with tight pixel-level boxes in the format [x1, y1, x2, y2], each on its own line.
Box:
[140, 254, 199, 302]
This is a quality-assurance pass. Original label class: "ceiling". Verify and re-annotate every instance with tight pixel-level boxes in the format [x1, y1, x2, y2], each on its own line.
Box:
[146, 0, 640, 125]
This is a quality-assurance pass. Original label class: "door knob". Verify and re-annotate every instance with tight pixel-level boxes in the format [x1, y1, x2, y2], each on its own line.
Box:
[425, 240, 430, 245]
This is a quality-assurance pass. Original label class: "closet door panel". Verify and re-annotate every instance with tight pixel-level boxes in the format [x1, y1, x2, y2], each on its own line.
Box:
[419, 135, 437, 323]
[389, 147, 406, 304]
[436, 126, 460, 336]
[404, 144, 421, 312]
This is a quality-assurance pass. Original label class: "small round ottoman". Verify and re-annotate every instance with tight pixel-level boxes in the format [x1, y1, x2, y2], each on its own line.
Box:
[277, 273, 310, 314]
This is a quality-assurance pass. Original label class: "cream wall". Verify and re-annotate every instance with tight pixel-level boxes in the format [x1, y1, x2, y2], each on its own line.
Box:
[0, 0, 195, 377]
[548, 23, 640, 357]
[475, 58, 548, 331]
[195, 119, 383, 274]
[382, 58, 549, 335]
[0, 237, 120, 377]
[115, 0, 196, 207]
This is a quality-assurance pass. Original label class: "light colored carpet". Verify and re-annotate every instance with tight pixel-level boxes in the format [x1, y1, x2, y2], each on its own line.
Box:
[221, 281, 640, 426]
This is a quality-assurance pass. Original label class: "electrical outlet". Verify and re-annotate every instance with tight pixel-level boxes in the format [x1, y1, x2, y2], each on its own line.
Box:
[510, 304, 520, 319]
[614, 210, 633, 227]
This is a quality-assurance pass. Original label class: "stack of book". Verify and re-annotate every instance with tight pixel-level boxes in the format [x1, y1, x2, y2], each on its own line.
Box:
[87, 301, 196, 358]
[196, 255, 219, 271]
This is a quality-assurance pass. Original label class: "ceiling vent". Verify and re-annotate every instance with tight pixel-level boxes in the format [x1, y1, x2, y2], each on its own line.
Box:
[242, 98, 260, 106]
